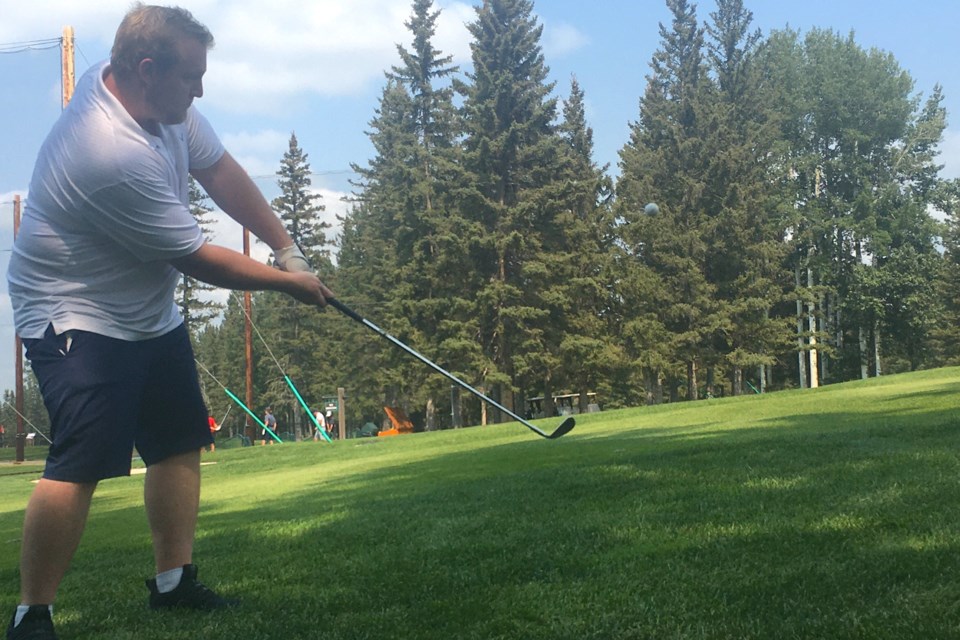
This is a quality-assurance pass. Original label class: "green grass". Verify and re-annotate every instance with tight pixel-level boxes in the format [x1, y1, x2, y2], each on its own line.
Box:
[4, 368, 960, 639]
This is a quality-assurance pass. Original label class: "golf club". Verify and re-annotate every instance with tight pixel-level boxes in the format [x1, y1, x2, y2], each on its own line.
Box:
[326, 297, 575, 440]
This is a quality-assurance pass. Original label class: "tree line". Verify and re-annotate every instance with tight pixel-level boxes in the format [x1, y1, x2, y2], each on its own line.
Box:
[6, 0, 959, 438]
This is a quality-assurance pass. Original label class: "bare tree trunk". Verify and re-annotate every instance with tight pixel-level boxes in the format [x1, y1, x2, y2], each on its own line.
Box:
[501, 386, 514, 423]
[450, 386, 462, 429]
[543, 378, 555, 418]
[807, 267, 819, 388]
[859, 326, 869, 379]
[425, 398, 436, 432]
[687, 360, 698, 401]
[480, 386, 488, 426]
[644, 369, 655, 406]
[874, 319, 882, 376]
[820, 293, 830, 383]
[796, 264, 808, 389]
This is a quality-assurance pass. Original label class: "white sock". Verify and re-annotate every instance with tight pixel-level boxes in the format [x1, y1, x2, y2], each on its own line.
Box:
[155, 567, 184, 594]
[14, 604, 52, 627]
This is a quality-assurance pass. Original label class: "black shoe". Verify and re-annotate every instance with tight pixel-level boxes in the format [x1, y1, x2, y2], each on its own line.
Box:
[146, 564, 239, 611]
[6, 606, 58, 640]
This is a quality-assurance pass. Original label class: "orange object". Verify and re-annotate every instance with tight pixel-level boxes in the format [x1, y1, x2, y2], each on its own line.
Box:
[378, 406, 414, 437]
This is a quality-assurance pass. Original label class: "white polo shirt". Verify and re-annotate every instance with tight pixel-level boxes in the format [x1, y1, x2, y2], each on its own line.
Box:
[7, 60, 225, 340]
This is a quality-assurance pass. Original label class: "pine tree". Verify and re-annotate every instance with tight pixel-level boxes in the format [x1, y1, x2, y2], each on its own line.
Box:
[702, 0, 793, 394]
[617, 0, 717, 402]
[259, 135, 338, 437]
[339, 0, 469, 428]
[455, 0, 570, 420]
[548, 76, 619, 413]
[176, 177, 224, 339]
[272, 133, 332, 266]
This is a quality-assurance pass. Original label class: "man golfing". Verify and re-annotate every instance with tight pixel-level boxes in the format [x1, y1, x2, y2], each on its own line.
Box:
[5, 4, 332, 639]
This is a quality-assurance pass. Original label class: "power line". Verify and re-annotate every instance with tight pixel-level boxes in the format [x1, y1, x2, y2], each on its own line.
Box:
[249, 170, 357, 181]
[74, 42, 91, 68]
[0, 38, 61, 54]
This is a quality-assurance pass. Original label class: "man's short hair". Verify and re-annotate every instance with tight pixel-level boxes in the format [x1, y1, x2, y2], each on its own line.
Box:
[111, 3, 214, 78]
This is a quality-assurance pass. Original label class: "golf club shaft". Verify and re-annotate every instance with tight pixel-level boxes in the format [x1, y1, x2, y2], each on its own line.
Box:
[327, 297, 557, 438]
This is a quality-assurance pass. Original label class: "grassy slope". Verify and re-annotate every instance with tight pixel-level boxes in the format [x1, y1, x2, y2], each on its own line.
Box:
[2, 368, 960, 639]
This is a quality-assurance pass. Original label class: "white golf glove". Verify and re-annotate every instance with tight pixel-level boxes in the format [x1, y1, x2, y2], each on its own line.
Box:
[274, 244, 312, 273]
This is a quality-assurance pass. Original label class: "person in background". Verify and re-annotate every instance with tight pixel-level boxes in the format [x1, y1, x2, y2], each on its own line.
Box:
[326, 410, 337, 439]
[312, 410, 326, 441]
[4, 5, 333, 639]
[262, 407, 277, 445]
[205, 415, 220, 453]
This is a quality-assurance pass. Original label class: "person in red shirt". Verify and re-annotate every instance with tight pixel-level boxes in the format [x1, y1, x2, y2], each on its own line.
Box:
[205, 416, 220, 453]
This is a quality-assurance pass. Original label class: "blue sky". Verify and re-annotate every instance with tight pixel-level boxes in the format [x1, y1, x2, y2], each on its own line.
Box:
[0, 0, 958, 396]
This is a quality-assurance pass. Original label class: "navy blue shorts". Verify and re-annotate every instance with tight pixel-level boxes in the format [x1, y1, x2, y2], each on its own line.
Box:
[25, 323, 212, 482]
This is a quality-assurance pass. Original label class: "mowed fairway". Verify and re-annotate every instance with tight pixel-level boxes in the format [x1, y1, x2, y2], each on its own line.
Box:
[3, 368, 960, 639]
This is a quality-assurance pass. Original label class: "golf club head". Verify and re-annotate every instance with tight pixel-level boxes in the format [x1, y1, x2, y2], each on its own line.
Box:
[547, 416, 576, 439]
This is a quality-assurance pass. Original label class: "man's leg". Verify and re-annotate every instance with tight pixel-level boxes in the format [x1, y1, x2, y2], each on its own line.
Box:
[19, 479, 97, 604]
[144, 449, 200, 573]
[142, 447, 238, 610]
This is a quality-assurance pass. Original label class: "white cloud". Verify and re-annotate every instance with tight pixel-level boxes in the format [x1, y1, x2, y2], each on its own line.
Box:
[541, 22, 589, 59]
[205, 185, 350, 262]
[3, 1, 474, 114]
[938, 127, 960, 181]
[0, 2, 126, 45]
[198, 0, 475, 113]
[434, 2, 475, 63]
[313, 187, 352, 249]
[220, 129, 291, 178]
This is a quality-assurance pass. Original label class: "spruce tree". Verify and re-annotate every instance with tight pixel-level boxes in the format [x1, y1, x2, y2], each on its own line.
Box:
[702, 0, 793, 394]
[456, 0, 570, 420]
[617, 0, 717, 402]
[549, 77, 619, 413]
[272, 132, 332, 266]
[176, 176, 224, 340]
[340, 0, 468, 428]
[262, 135, 337, 437]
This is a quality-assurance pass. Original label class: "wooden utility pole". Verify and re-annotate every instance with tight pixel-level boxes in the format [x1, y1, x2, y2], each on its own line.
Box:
[9, 28, 74, 462]
[808, 167, 822, 388]
[337, 387, 346, 441]
[61, 26, 75, 108]
[243, 229, 255, 442]
[13, 196, 24, 462]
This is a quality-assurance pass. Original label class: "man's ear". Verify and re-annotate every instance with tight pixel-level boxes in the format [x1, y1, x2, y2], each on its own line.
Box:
[136, 58, 159, 85]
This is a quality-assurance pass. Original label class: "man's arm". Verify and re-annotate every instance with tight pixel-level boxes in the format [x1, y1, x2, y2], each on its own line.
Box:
[190, 151, 293, 251]
[170, 243, 332, 306]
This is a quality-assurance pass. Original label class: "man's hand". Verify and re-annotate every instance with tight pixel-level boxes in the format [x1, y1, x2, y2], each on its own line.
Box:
[285, 271, 334, 307]
[274, 245, 312, 273]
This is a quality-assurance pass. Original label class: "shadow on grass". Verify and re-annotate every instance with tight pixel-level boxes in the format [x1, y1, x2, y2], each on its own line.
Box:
[7, 390, 960, 640]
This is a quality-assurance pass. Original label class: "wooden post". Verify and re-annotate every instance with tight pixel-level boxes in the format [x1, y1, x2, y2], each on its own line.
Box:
[450, 385, 461, 428]
[13, 196, 24, 463]
[243, 228, 254, 442]
[61, 26, 75, 108]
[337, 387, 346, 440]
[808, 265, 819, 388]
